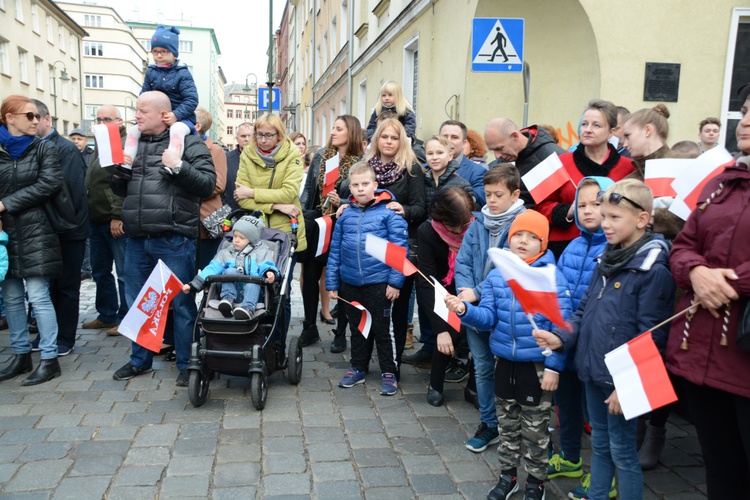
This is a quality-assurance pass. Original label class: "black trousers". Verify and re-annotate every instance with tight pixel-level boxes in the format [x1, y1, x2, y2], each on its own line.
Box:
[391, 272, 415, 365]
[340, 282, 397, 375]
[301, 258, 325, 331]
[50, 239, 85, 348]
[429, 327, 470, 393]
[681, 377, 750, 499]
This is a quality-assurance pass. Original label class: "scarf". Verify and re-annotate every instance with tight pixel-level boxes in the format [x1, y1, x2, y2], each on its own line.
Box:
[368, 155, 404, 186]
[598, 231, 654, 278]
[0, 126, 35, 160]
[256, 143, 281, 168]
[317, 148, 359, 211]
[431, 216, 474, 286]
[482, 199, 525, 249]
[573, 142, 622, 177]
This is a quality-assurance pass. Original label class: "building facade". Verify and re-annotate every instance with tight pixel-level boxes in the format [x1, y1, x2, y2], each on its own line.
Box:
[223, 81, 257, 150]
[0, 0, 87, 134]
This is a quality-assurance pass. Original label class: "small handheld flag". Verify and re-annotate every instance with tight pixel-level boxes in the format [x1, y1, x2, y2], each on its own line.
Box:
[364, 234, 418, 276]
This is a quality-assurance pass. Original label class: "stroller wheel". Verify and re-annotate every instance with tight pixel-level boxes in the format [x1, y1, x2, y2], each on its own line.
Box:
[250, 372, 268, 410]
[287, 336, 303, 385]
[188, 369, 209, 407]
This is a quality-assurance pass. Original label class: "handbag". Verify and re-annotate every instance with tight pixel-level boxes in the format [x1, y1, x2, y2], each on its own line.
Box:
[43, 180, 78, 234]
[201, 204, 233, 239]
[737, 298, 750, 352]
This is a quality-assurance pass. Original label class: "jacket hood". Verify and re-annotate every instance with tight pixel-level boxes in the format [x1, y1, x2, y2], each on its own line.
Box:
[242, 137, 299, 168]
[519, 125, 556, 158]
[347, 188, 394, 207]
[573, 176, 615, 235]
[621, 233, 671, 271]
[0, 230, 7, 245]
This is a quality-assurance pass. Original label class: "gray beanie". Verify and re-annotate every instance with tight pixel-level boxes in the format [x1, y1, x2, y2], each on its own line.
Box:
[232, 216, 264, 244]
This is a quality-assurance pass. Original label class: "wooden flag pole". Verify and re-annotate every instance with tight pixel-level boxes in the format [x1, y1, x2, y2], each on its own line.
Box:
[649, 304, 697, 333]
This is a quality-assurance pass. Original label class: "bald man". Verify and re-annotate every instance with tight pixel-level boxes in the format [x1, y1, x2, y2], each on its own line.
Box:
[484, 119, 565, 207]
[110, 91, 216, 387]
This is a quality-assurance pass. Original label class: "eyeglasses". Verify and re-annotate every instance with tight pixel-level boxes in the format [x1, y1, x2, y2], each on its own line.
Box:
[597, 191, 646, 212]
[14, 112, 41, 121]
[150, 49, 171, 56]
[96, 117, 116, 123]
[255, 132, 278, 140]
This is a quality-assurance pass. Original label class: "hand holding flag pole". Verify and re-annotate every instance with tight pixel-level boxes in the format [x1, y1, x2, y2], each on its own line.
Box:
[335, 296, 372, 339]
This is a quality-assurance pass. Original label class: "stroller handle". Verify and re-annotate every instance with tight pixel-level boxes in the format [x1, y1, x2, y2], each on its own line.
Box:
[204, 275, 268, 285]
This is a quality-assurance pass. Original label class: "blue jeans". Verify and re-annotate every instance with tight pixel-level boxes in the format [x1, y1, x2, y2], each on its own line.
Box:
[220, 268, 261, 310]
[556, 368, 585, 462]
[124, 236, 197, 371]
[90, 222, 127, 324]
[585, 382, 642, 500]
[1, 277, 58, 359]
[466, 326, 497, 427]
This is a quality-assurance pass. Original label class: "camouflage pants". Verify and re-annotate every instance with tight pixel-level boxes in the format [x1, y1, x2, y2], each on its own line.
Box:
[496, 362, 553, 480]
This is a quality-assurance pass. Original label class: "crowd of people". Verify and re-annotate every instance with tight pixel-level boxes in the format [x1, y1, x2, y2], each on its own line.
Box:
[0, 22, 749, 500]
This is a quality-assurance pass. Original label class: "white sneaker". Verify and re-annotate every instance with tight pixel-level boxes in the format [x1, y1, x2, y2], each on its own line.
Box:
[233, 307, 252, 320]
[218, 299, 233, 317]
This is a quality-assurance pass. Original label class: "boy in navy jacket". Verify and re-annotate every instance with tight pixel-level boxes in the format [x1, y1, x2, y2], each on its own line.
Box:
[326, 162, 408, 396]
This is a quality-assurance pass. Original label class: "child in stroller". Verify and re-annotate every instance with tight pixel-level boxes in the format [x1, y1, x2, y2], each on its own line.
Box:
[183, 215, 279, 319]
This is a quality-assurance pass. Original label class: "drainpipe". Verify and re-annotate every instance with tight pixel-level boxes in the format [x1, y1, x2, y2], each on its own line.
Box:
[347, 0, 354, 115]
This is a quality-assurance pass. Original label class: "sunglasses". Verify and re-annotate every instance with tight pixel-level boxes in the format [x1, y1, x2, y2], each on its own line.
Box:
[14, 112, 42, 121]
[597, 191, 646, 212]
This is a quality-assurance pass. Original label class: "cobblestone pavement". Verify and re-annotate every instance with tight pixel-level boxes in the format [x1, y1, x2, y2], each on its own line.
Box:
[0, 277, 707, 499]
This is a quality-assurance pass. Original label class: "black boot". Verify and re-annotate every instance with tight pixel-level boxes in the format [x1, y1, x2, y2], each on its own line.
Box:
[639, 422, 666, 470]
[0, 353, 33, 381]
[298, 324, 320, 347]
[275, 344, 288, 370]
[22, 358, 61, 386]
[427, 386, 444, 407]
[330, 329, 347, 353]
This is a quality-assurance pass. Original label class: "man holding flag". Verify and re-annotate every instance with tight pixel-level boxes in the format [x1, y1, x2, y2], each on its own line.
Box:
[110, 91, 216, 387]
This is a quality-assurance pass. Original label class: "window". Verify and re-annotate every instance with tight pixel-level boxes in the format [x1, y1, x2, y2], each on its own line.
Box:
[331, 17, 337, 60]
[357, 79, 367, 125]
[85, 74, 104, 88]
[85, 105, 99, 120]
[84, 42, 103, 57]
[14, 0, 23, 23]
[84, 14, 102, 27]
[227, 110, 232, 118]
[722, 9, 750, 152]
[46, 15, 53, 43]
[61, 77, 68, 101]
[179, 40, 193, 53]
[227, 126, 234, 135]
[0, 39, 9, 75]
[139, 39, 151, 51]
[340, 2, 348, 48]
[35, 58, 43, 89]
[71, 78, 78, 104]
[0, 0, 5, 11]
[63, 120, 68, 135]
[30, 3, 39, 33]
[236, 110, 243, 118]
[70, 36, 77, 58]
[244, 110, 251, 120]
[18, 49, 28, 83]
[403, 35, 419, 115]
[58, 26, 66, 51]
[49, 64, 55, 93]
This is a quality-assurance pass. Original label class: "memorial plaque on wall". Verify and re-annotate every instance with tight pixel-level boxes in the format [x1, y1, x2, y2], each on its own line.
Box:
[644, 63, 681, 102]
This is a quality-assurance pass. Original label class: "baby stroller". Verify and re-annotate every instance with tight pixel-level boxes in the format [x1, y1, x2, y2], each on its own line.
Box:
[187, 211, 302, 410]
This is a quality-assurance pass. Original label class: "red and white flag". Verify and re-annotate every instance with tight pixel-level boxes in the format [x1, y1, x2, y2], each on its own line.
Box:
[364, 234, 418, 276]
[431, 277, 461, 333]
[669, 146, 733, 220]
[118, 260, 183, 353]
[349, 301, 372, 339]
[487, 248, 568, 329]
[314, 216, 333, 257]
[322, 153, 340, 197]
[604, 331, 678, 420]
[644, 158, 691, 198]
[521, 152, 572, 204]
[93, 123, 125, 166]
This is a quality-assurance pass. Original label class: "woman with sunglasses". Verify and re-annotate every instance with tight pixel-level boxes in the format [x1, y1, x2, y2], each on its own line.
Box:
[0, 95, 64, 385]
[537, 100, 634, 258]
[665, 83, 750, 499]
[234, 113, 307, 364]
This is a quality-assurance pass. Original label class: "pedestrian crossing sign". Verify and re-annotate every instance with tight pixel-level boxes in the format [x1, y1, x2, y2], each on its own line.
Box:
[471, 18, 524, 73]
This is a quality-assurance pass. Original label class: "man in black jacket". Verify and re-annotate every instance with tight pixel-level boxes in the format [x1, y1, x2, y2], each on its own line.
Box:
[223, 122, 253, 211]
[33, 100, 89, 357]
[110, 91, 216, 387]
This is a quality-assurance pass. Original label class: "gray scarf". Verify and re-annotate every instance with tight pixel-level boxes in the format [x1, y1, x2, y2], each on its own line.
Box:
[482, 199, 525, 249]
[256, 144, 281, 169]
[598, 231, 654, 278]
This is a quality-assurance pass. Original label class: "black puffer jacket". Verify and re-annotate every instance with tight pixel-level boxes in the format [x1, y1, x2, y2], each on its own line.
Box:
[46, 129, 89, 241]
[516, 125, 567, 207]
[111, 131, 216, 238]
[0, 138, 63, 279]
[424, 159, 475, 211]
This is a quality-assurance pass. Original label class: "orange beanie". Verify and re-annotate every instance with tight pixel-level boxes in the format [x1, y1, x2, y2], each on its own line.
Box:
[508, 210, 549, 261]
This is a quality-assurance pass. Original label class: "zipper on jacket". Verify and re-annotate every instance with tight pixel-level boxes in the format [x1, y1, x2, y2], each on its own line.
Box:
[510, 295, 517, 359]
[597, 276, 607, 299]
[356, 208, 364, 285]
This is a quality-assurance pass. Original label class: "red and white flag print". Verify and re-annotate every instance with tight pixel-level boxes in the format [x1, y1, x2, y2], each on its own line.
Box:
[118, 260, 183, 353]
[644, 158, 691, 198]
[487, 248, 568, 329]
[669, 146, 733, 220]
[314, 216, 333, 257]
[364, 234, 418, 276]
[521, 152, 572, 204]
[322, 153, 340, 197]
[604, 331, 678, 420]
[93, 123, 125, 166]
[349, 301, 372, 339]
[431, 277, 461, 333]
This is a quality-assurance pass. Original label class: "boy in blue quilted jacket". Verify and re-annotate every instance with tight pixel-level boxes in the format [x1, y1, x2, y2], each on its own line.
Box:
[446, 210, 572, 500]
[326, 162, 409, 396]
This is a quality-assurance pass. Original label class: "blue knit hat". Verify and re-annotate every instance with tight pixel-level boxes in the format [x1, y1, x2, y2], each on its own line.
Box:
[151, 25, 180, 57]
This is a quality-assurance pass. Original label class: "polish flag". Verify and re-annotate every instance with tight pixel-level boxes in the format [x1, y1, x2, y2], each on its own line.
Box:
[644, 158, 691, 198]
[364, 234, 418, 276]
[521, 152, 572, 204]
[314, 216, 333, 257]
[604, 331, 678, 420]
[93, 123, 125, 166]
[349, 301, 372, 339]
[669, 147, 734, 220]
[487, 248, 568, 329]
[431, 277, 461, 333]
[322, 153, 340, 197]
[118, 260, 183, 353]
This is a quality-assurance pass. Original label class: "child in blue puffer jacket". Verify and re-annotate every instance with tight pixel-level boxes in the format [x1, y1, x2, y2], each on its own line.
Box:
[446, 210, 572, 500]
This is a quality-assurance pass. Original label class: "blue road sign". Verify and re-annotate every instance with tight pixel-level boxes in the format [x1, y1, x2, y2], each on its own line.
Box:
[258, 87, 281, 111]
[471, 18, 524, 73]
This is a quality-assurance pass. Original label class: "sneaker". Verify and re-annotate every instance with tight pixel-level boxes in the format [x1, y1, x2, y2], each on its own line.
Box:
[338, 367, 366, 388]
[487, 473, 519, 500]
[176, 369, 189, 387]
[401, 348, 432, 366]
[568, 473, 617, 500]
[523, 481, 545, 500]
[57, 345, 73, 357]
[547, 452, 583, 478]
[380, 373, 397, 396]
[466, 422, 500, 453]
[218, 299, 233, 317]
[233, 307, 252, 320]
[444, 358, 469, 383]
[112, 362, 153, 381]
